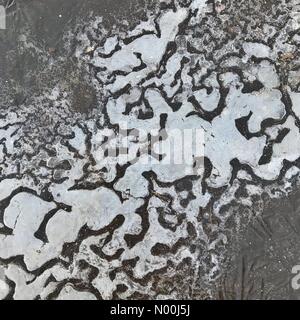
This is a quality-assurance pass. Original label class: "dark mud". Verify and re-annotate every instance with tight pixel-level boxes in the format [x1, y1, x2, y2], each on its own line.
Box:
[215, 190, 300, 300]
[0, 0, 158, 105]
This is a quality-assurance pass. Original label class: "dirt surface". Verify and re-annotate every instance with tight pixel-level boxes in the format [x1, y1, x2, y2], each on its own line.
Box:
[0, 0, 156, 103]
[214, 189, 300, 299]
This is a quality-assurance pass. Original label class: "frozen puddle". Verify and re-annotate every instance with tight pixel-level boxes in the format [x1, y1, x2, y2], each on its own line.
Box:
[0, 0, 300, 299]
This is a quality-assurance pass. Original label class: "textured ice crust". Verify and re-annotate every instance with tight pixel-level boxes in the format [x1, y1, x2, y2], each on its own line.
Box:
[0, 0, 300, 299]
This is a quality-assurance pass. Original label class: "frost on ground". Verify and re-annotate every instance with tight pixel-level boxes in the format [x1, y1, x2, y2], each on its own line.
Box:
[0, 0, 300, 299]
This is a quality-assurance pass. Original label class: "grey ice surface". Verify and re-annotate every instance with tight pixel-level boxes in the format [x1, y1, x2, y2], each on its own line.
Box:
[0, 0, 300, 300]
